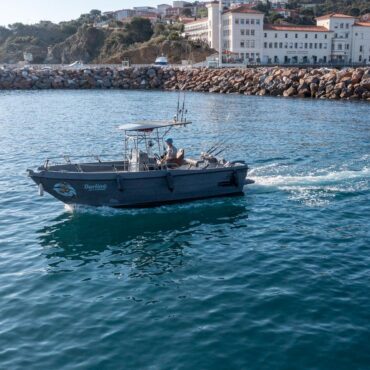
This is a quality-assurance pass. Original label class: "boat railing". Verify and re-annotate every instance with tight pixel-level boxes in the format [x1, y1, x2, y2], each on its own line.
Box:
[41, 154, 127, 171]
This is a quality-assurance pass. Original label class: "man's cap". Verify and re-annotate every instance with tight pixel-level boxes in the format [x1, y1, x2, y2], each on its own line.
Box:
[165, 138, 173, 144]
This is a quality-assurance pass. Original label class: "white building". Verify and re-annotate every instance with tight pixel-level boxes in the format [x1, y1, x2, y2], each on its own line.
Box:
[173, 1, 190, 8]
[352, 22, 370, 63]
[184, 18, 209, 43]
[184, 5, 370, 64]
[133, 6, 158, 13]
[114, 9, 136, 20]
[222, 0, 256, 7]
[263, 24, 332, 64]
[316, 13, 370, 63]
[157, 4, 172, 16]
[221, 6, 264, 62]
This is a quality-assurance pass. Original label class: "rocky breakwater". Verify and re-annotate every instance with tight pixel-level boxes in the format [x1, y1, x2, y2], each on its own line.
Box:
[166, 67, 370, 101]
[0, 66, 174, 90]
[1, 65, 370, 101]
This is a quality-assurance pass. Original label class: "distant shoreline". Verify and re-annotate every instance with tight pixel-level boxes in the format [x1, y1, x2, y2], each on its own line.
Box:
[1, 65, 369, 101]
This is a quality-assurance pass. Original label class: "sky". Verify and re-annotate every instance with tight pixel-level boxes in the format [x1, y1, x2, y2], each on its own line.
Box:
[0, 0, 162, 26]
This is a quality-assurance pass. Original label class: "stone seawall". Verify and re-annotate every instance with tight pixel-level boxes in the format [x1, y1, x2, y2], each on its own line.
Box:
[1, 66, 370, 101]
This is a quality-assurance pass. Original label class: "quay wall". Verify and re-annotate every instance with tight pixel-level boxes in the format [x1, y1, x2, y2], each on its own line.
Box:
[1, 66, 370, 101]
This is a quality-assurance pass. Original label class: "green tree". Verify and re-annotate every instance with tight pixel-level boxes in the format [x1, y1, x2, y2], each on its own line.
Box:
[153, 23, 167, 37]
[181, 8, 192, 17]
[350, 7, 361, 16]
[125, 17, 153, 43]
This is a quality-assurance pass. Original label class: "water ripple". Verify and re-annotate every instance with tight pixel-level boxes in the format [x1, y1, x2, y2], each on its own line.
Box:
[0, 91, 369, 370]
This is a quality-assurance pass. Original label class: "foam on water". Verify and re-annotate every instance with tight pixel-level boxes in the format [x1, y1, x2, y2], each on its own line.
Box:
[250, 166, 370, 188]
[248, 165, 370, 206]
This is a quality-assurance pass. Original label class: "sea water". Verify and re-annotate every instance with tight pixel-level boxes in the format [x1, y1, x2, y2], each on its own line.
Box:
[0, 90, 369, 369]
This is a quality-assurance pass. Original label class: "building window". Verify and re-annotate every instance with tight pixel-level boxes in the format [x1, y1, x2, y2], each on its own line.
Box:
[264, 33, 267, 38]
[269, 42, 273, 48]
[340, 23, 343, 28]
[241, 19, 245, 24]
[315, 34, 318, 39]
[325, 35, 327, 39]
[251, 30, 255, 36]
[256, 19, 260, 25]
[290, 42, 293, 49]
[264, 42, 268, 48]
[246, 29, 250, 36]
[241, 29, 245, 36]
[240, 41, 244, 48]
[251, 40, 255, 48]
[309, 43, 312, 49]
[295, 34, 298, 38]
[275, 33, 278, 38]
[235, 18, 239, 24]
[246, 19, 249, 24]
[274, 42, 278, 48]
[314, 43, 317, 48]
[304, 43, 308, 48]
[284, 42, 288, 49]
[346, 23, 349, 29]
[294, 42, 298, 48]
[305, 34, 308, 39]
[319, 43, 322, 49]
[279, 42, 283, 48]
[299, 42, 303, 49]
[285, 33, 288, 38]
[251, 19, 255, 25]
[360, 45, 363, 52]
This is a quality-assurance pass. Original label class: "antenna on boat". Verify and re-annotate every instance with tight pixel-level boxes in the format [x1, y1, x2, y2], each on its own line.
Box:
[175, 93, 180, 122]
[181, 93, 186, 123]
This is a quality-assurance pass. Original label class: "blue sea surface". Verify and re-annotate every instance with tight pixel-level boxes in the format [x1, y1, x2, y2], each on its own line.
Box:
[0, 90, 369, 370]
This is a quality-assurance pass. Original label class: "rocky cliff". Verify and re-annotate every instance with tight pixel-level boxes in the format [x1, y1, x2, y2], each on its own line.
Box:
[0, 66, 369, 101]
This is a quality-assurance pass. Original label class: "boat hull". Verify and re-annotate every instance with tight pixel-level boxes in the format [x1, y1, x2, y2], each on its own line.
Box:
[29, 166, 248, 208]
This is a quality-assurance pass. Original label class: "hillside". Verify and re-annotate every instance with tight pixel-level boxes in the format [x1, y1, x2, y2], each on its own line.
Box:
[0, 11, 214, 65]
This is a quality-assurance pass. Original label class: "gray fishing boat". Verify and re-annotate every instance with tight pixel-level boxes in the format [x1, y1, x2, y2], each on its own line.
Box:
[28, 101, 251, 208]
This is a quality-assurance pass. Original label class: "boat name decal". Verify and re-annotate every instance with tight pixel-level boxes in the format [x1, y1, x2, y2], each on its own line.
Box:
[84, 184, 108, 192]
[53, 182, 77, 198]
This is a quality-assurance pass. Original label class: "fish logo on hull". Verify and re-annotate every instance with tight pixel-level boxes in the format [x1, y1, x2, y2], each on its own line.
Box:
[53, 182, 77, 198]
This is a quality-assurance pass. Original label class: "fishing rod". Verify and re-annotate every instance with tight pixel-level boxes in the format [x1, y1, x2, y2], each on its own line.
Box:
[206, 138, 227, 154]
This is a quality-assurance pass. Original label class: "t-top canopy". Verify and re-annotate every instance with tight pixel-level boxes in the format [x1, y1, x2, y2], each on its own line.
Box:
[118, 120, 191, 132]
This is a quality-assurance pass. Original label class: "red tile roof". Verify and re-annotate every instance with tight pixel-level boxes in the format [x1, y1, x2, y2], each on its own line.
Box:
[264, 24, 331, 32]
[184, 18, 208, 25]
[354, 22, 370, 27]
[223, 5, 263, 15]
[316, 13, 355, 20]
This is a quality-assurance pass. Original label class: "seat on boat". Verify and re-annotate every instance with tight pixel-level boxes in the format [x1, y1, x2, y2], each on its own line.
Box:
[183, 158, 203, 167]
[166, 148, 185, 168]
